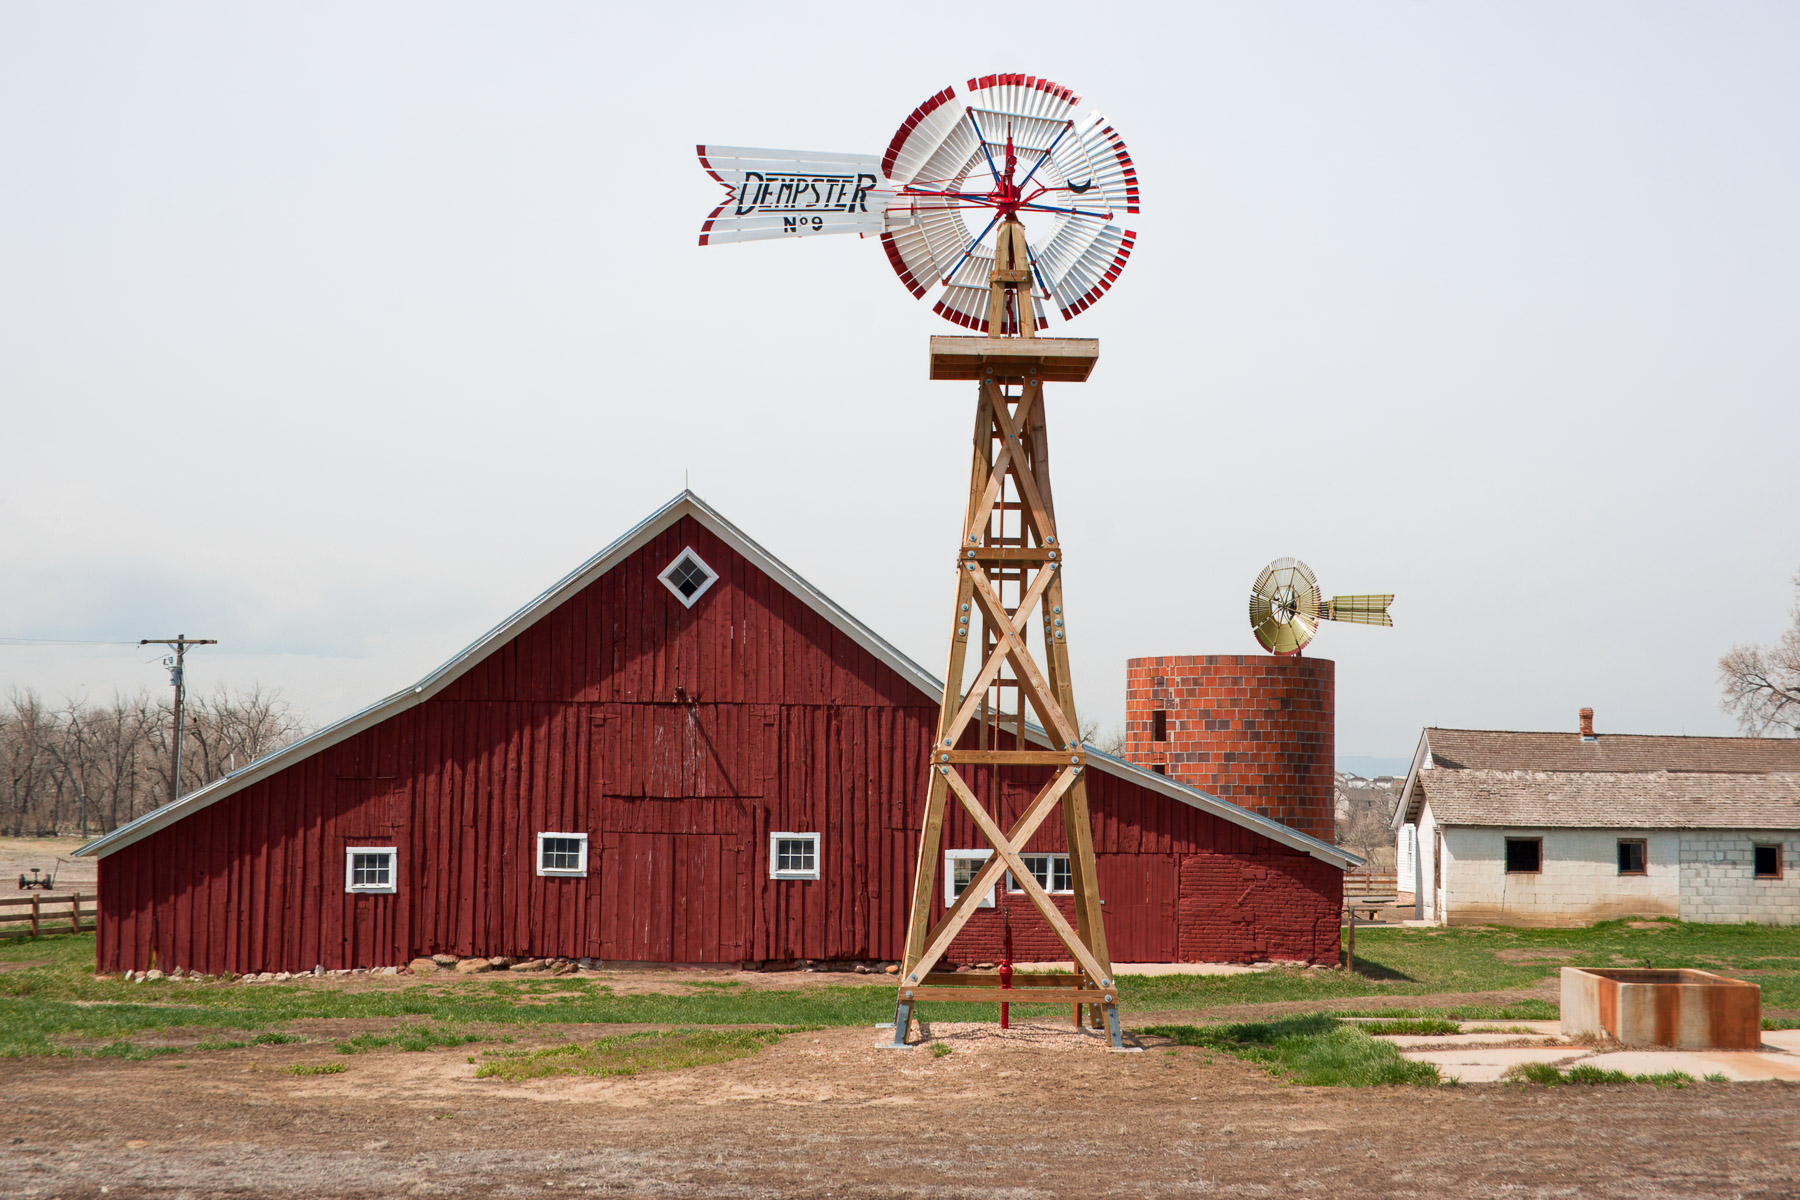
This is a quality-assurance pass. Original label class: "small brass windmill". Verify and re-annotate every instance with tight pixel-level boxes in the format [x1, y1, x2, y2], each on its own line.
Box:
[1249, 557, 1393, 655]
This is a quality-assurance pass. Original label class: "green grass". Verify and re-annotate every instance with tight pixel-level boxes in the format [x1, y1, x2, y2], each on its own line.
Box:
[91, 1040, 182, 1060]
[336, 1025, 485, 1055]
[1145, 1016, 1442, 1087]
[1359, 1017, 1461, 1036]
[287, 1062, 346, 1076]
[932, 1042, 953, 1058]
[2, 920, 1794, 1061]
[1325, 1001, 1560, 1021]
[1509, 1062, 1694, 1087]
[1704, 1072, 1730, 1082]
[473, 1028, 784, 1082]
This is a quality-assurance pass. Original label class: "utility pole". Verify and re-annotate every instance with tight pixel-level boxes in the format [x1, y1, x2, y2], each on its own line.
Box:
[141, 635, 217, 805]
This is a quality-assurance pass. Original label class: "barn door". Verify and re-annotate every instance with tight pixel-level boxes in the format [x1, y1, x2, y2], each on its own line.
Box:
[591, 703, 762, 963]
[598, 813, 749, 963]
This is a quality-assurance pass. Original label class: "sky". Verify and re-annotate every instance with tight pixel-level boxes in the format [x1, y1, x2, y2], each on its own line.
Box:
[2, 2, 1797, 774]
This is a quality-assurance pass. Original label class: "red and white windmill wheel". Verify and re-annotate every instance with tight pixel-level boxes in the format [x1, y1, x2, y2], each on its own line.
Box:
[698, 74, 1140, 332]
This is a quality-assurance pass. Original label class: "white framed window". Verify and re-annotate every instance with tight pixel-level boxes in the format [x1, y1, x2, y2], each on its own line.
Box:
[658, 547, 718, 608]
[537, 832, 589, 877]
[1007, 852, 1073, 894]
[344, 846, 397, 894]
[770, 832, 821, 880]
[945, 850, 995, 908]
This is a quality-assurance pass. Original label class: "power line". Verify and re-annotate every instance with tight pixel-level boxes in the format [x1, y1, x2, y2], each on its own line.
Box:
[0, 638, 143, 647]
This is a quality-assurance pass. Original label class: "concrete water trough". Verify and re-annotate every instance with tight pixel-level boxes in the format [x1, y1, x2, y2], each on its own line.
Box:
[1561, 967, 1762, 1050]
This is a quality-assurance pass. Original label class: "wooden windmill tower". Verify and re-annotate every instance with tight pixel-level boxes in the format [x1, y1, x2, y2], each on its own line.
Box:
[699, 75, 1140, 1048]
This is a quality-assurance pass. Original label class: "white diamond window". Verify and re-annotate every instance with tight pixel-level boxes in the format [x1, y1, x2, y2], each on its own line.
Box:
[659, 547, 718, 608]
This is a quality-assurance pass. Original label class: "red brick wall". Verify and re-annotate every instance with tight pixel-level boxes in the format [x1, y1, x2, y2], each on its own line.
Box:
[1125, 655, 1335, 842]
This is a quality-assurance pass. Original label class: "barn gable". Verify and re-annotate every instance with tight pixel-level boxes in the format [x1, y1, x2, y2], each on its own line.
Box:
[79, 491, 1353, 868]
[78, 492, 1354, 973]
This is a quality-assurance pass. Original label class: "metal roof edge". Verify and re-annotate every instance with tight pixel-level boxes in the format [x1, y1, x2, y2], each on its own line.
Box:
[77, 489, 1362, 873]
[78, 491, 704, 858]
[1082, 747, 1363, 869]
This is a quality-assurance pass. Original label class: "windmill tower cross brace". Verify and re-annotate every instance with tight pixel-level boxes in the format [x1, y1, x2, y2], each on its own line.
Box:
[697, 75, 1142, 1050]
[883, 221, 1126, 1050]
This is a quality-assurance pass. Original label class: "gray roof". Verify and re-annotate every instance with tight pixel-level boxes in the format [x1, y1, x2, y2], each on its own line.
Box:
[1422, 727, 1800, 774]
[1418, 769, 1800, 830]
[77, 491, 1360, 869]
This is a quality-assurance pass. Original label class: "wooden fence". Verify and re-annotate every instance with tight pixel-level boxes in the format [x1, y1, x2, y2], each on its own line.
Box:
[0, 893, 97, 938]
[1344, 871, 1397, 898]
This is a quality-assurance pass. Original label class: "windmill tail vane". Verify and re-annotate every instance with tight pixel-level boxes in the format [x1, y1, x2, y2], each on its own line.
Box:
[1323, 594, 1395, 627]
[696, 74, 1140, 333]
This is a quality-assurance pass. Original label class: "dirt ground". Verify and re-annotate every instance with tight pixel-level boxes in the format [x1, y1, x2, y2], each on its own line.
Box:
[4, 1020, 1798, 1199]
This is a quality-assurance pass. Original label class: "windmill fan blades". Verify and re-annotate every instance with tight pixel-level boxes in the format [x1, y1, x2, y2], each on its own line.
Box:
[1248, 557, 1323, 655]
[1324, 595, 1395, 627]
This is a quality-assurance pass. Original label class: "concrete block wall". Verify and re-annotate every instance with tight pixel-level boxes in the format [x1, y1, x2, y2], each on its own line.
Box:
[1678, 832, 1800, 925]
[1124, 655, 1334, 842]
[1441, 827, 1680, 926]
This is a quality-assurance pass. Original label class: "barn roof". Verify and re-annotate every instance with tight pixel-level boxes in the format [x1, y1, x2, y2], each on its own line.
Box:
[1420, 727, 1800, 774]
[77, 491, 1360, 869]
[1392, 725, 1800, 828]
[1413, 769, 1800, 830]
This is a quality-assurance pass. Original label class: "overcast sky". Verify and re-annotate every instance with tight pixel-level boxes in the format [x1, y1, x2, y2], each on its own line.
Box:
[3, 3, 1797, 772]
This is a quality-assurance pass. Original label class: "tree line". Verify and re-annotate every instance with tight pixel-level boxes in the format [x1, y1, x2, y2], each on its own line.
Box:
[0, 686, 308, 837]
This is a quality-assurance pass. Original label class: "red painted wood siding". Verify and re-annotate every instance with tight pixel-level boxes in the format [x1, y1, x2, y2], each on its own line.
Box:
[98, 515, 1340, 974]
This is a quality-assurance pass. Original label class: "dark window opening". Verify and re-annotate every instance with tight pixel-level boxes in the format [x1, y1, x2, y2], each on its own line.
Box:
[1754, 844, 1782, 879]
[1505, 838, 1542, 874]
[1617, 839, 1646, 875]
[1151, 764, 1166, 775]
[667, 554, 711, 599]
[1151, 710, 1167, 742]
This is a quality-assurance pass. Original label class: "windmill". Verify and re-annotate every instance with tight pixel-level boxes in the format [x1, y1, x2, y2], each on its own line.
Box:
[1248, 557, 1394, 655]
[699, 75, 1139, 1049]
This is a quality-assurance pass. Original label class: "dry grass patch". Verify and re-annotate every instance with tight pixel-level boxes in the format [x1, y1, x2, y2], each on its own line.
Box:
[473, 1028, 785, 1082]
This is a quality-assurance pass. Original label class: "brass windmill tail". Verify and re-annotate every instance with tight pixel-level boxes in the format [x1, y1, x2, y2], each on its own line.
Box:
[1324, 595, 1394, 627]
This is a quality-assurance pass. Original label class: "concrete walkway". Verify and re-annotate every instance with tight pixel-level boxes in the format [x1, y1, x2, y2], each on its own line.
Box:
[1386, 1023, 1800, 1083]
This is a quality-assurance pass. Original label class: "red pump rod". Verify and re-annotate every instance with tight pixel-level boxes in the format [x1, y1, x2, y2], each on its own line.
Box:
[999, 906, 1014, 1030]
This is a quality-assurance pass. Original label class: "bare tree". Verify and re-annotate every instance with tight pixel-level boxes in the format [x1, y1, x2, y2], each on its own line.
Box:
[1720, 571, 1800, 737]
[0, 686, 308, 835]
[1079, 717, 1128, 759]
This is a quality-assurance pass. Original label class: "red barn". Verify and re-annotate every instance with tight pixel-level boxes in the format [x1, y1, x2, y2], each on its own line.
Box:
[77, 493, 1354, 974]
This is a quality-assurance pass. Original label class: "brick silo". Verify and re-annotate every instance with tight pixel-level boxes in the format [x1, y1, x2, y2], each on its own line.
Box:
[1124, 655, 1334, 842]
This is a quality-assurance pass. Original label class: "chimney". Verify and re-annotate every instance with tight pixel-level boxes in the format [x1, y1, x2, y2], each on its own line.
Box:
[1579, 708, 1595, 741]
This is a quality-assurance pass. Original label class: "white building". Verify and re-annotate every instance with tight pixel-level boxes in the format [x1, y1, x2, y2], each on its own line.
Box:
[1391, 713, 1800, 927]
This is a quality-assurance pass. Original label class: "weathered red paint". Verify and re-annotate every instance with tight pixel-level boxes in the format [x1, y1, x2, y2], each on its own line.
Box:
[97, 515, 1342, 974]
